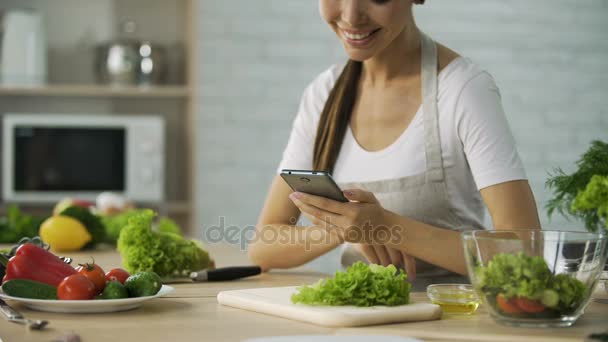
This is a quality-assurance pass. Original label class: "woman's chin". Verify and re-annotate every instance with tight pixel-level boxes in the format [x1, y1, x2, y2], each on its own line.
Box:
[344, 49, 375, 62]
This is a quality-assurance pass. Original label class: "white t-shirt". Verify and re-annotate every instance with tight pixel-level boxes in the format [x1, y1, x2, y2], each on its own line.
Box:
[277, 57, 527, 227]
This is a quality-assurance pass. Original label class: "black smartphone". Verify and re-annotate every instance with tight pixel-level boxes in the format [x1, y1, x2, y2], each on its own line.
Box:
[280, 169, 348, 202]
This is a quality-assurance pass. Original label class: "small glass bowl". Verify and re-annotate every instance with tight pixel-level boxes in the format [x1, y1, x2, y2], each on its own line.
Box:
[426, 284, 480, 315]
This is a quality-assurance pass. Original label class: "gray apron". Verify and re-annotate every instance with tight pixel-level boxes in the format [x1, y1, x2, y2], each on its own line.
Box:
[338, 33, 481, 291]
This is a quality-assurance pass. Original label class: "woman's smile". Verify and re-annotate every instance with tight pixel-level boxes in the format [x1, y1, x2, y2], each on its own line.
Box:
[339, 27, 382, 48]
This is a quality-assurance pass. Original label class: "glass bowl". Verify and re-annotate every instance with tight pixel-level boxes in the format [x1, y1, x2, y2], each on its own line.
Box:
[462, 230, 607, 327]
[426, 284, 480, 315]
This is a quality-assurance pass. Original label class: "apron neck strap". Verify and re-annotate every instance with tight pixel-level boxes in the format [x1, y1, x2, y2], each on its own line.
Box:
[420, 32, 445, 182]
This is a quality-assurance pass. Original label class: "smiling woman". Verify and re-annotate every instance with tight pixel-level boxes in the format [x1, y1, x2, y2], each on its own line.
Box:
[248, 0, 541, 291]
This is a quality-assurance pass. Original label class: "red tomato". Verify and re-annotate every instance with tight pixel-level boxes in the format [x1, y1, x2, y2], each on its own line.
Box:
[58, 274, 96, 300]
[515, 297, 546, 313]
[105, 268, 130, 285]
[496, 294, 522, 314]
[76, 261, 106, 294]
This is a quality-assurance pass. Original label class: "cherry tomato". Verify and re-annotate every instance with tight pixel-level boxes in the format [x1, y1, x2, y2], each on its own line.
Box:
[76, 261, 106, 294]
[496, 294, 522, 314]
[58, 274, 96, 300]
[515, 297, 546, 313]
[105, 268, 130, 285]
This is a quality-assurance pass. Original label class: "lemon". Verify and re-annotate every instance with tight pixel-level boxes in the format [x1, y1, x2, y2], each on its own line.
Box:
[39, 216, 92, 252]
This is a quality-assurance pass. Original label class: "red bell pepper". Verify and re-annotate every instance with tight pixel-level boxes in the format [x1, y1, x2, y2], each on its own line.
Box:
[1, 243, 76, 287]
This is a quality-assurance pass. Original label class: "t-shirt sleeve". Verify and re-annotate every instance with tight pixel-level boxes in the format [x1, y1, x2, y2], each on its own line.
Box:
[276, 74, 330, 173]
[455, 72, 527, 190]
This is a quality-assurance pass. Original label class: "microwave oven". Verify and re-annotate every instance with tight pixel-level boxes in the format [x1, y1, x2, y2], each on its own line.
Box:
[2, 114, 164, 203]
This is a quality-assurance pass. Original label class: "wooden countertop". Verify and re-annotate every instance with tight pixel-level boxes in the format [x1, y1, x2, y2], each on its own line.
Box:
[1, 243, 607, 342]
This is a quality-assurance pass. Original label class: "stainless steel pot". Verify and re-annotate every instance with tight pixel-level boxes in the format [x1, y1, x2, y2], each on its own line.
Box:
[95, 40, 167, 85]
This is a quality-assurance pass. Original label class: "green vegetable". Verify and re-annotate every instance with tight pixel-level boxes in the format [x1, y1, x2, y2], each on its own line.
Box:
[59, 206, 106, 246]
[475, 253, 587, 315]
[291, 261, 411, 306]
[540, 289, 559, 308]
[117, 210, 211, 278]
[548, 274, 587, 313]
[98, 281, 128, 299]
[157, 216, 181, 235]
[572, 175, 608, 231]
[102, 209, 139, 243]
[124, 271, 162, 297]
[546, 140, 608, 233]
[476, 252, 552, 300]
[2, 279, 58, 300]
[102, 209, 182, 244]
[0, 205, 46, 244]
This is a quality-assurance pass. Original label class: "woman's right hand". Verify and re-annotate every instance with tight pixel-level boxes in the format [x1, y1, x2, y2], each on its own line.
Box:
[353, 244, 417, 281]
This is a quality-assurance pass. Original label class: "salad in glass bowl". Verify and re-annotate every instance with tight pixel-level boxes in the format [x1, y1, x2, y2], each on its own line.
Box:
[462, 230, 607, 327]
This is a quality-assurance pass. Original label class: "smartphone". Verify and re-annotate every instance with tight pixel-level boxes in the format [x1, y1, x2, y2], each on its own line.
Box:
[280, 169, 348, 202]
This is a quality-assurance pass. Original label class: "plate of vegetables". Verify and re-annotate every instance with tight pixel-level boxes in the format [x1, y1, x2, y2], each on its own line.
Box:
[0, 242, 174, 313]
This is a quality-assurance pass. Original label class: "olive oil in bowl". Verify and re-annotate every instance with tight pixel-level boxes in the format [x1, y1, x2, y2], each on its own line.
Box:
[427, 284, 480, 315]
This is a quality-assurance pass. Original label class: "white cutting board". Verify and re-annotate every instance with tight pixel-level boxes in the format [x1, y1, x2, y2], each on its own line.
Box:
[217, 286, 442, 327]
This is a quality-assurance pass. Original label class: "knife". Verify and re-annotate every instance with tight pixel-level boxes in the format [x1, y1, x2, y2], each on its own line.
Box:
[190, 266, 262, 281]
[163, 266, 262, 283]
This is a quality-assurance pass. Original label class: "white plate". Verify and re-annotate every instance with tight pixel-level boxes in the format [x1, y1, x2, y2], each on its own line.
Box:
[0, 285, 174, 313]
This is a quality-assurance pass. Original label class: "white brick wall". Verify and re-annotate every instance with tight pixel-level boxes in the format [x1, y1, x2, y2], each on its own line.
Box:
[195, 0, 608, 239]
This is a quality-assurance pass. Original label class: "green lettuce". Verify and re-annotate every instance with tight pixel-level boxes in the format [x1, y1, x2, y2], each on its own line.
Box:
[103, 209, 183, 243]
[291, 261, 411, 306]
[549, 274, 588, 313]
[117, 210, 211, 278]
[476, 252, 552, 299]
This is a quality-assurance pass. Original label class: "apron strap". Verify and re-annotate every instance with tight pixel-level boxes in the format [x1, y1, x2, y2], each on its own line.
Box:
[421, 32, 445, 183]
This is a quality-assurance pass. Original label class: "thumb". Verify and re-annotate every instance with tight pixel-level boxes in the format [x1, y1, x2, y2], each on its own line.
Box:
[343, 189, 378, 204]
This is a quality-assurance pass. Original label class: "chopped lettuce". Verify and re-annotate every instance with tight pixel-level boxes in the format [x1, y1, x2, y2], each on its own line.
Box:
[476, 252, 552, 299]
[475, 252, 587, 314]
[549, 274, 588, 313]
[291, 261, 411, 306]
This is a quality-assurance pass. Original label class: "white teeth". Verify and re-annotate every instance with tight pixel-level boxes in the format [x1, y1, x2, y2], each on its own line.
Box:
[342, 30, 375, 40]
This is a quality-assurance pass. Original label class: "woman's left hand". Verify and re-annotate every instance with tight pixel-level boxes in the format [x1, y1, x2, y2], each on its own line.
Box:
[289, 189, 392, 244]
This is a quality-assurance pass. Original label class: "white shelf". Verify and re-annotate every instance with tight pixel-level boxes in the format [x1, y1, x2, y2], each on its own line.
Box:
[0, 84, 191, 98]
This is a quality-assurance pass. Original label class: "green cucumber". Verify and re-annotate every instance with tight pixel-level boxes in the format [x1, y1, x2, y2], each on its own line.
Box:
[2, 279, 58, 300]
[541, 289, 559, 308]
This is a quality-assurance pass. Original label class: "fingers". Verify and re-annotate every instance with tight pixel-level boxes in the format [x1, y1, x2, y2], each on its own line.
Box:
[355, 244, 380, 264]
[342, 189, 379, 204]
[291, 192, 349, 215]
[290, 195, 343, 226]
[372, 245, 391, 266]
[402, 252, 417, 281]
[386, 247, 404, 270]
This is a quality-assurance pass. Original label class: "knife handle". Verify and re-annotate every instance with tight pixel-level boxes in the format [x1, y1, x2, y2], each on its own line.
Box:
[207, 266, 262, 281]
[0, 299, 24, 320]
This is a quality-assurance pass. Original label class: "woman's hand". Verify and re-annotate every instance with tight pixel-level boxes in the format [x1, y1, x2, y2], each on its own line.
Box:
[352, 244, 417, 281]
[289, 189, 387, 243]
[289, 189, 416, 279]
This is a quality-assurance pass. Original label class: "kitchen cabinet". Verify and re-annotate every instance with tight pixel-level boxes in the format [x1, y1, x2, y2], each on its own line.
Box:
[0, 0, 199, 234]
